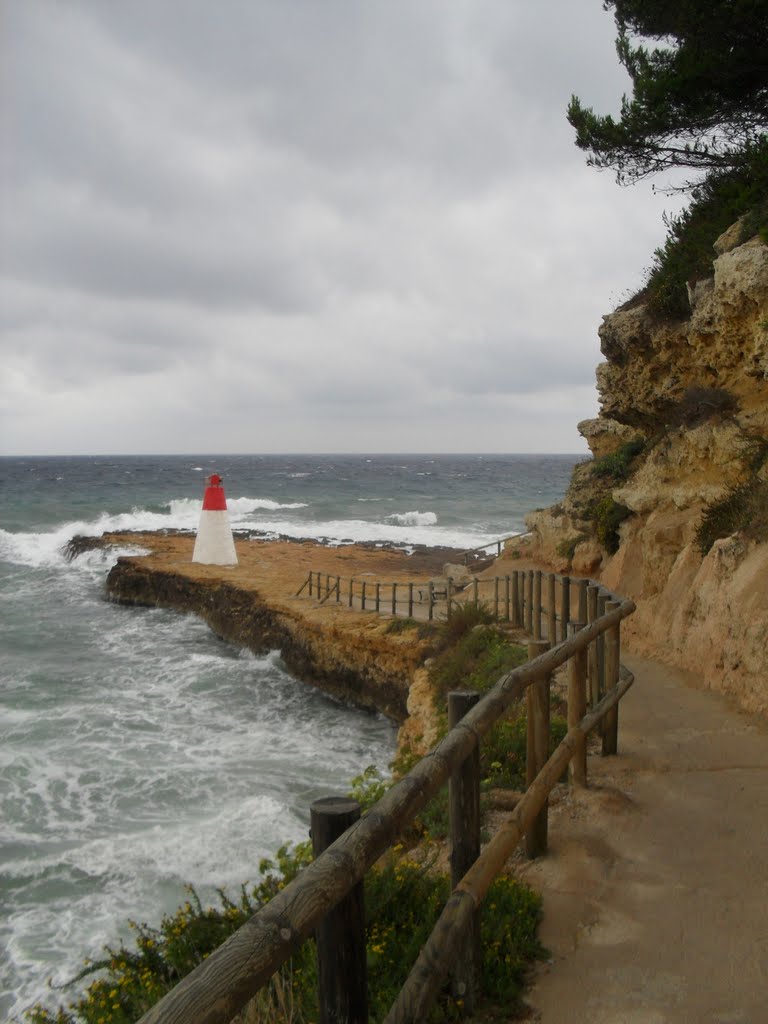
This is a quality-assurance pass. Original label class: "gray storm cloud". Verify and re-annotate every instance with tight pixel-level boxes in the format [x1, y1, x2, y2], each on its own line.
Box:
[0, 0, 684, 455]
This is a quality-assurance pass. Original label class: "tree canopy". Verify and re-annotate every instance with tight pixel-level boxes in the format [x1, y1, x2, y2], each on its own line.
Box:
[567, 0, 768, 189]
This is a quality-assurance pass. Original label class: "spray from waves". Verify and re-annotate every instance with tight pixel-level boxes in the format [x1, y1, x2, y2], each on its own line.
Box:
[385, 510, 438, 527]
[167, 497, 307, 518]
[248, 515, 501, 551]
[0, 495, 308, 569]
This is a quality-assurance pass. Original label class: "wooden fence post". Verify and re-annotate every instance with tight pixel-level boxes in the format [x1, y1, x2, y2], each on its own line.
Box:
[504, 575, 511, 622]
[533, 571, 542, 640]
[408, 582, 414, 618]
[348, 578, 354, 608]
[446, 579, 453, 623]
[577, 579, 588, 629]
[311, 797, 368, 1024]
[375, 583, 381, 613]
[560, 576, 571, 643]
[448, 691, 481, 1014]
[602, 600, 621, 755]
[525, 571, 534, 634]
[567, 623, 588, 787]
[587, 585, 600, 709]
[361, 581, 367, 611]
[525, 641, 550, 858]
[511, 571, 520, 626]
[547, 573, 556, 646]
[472, 577, 479, 607]
[391, 582, 397, 616]
[428, 581, 435, 622]
[335, 576, 341, 603]
[596, 592, 608, 698]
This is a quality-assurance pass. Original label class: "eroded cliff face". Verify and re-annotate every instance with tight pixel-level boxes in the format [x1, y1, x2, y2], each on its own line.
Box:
[520, 223, 768, 714]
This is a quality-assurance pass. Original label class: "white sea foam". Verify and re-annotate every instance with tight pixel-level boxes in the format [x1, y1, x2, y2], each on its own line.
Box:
[246, 515, 497, 551]
[385, 510, 438, 527]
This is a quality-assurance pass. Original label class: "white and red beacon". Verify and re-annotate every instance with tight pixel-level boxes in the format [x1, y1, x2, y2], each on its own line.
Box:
[192, 473, 238, 565]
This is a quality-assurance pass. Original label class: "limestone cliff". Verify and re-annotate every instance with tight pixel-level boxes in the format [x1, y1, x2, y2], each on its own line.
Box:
[517, 222, 768, 715]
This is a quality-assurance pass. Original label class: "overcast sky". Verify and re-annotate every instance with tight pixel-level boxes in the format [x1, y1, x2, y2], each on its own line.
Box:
[0, 1, 684, 456]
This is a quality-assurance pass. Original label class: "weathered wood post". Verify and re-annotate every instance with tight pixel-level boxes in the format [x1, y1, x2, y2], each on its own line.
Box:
[596, 591, 608, 697]
[325, 574, 331, 600]
[546, 573, 557, 646]
[361, 581, 367, 611]
[560, 575, 571, 643]
[408, 582, 414, 618]
[348, 578, 354, 608]
[472, 577, 479, 607]
[533, 571, 542, 640]
[587, 584, 600, 709]
[428, 581, 435, 622]
[525, 640, 550, 858]
[511, 571, 520, 626]
[448, 691, 481, 1014]
[335, 575, 341, 603]
[311, 797, 368, 1024]
[309, 573, 314, 598]
[602, 600, 621, 755]
[446, 578, 453, 623]
[577, 579, 588, 629]
[375, 583, 381, 613]
[525, 570, 534, 634]
[504, 575, 511, 622]
[391, 582, 397, 616]
[567, 623, 588, 787]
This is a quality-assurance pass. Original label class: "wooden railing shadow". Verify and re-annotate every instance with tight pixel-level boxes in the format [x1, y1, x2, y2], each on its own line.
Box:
[137, 574, 635, 1024]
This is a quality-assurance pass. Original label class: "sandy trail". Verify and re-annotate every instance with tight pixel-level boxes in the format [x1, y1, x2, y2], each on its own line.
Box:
[519, 653, 768, 1024]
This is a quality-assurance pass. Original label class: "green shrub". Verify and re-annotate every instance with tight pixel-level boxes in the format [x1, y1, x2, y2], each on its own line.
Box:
[440, 601, 497, 647]
[661, 387, 740, 429]
[27, 850, 544, 1024]
[637, 142, 768, 320]
[696, 477, 768, 553]
[590, 437, 646, 482]
[430, 626, 527, 706]
[695, 435, 768, 553]
[591, 496, 632, 554]
[384, 616, 419, 634]
[482, 711, 568, 790]
[364, 860, 544, 1021]
[555, 534, 588, 564]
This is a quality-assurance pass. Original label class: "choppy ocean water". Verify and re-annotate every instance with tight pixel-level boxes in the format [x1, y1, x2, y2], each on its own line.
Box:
[0, 453, 580, 1018]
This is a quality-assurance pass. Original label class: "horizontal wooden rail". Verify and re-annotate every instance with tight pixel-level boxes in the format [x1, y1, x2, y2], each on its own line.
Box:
[136, 598, 634, 1024]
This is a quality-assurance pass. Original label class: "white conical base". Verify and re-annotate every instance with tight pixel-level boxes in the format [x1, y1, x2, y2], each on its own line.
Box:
[192, 510, 238, 565]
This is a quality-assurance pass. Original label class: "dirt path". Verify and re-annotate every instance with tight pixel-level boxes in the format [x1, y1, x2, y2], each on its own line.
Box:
[518, 653, 768, 1024]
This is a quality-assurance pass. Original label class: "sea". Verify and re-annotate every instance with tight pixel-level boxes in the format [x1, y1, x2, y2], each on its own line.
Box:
[0, 452, 581, 1019]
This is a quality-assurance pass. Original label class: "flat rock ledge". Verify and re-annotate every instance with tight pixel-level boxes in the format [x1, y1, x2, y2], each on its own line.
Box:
[94, 531, 452, 725]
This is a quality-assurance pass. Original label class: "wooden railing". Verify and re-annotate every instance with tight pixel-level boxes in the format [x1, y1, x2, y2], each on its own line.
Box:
[298, 565, 610, 637]
[456, 532, 522, 563]
[137, 577, 635, 1024]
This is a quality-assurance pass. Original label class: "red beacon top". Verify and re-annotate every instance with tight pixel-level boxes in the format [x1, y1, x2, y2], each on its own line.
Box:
[201, 474, 228, 511]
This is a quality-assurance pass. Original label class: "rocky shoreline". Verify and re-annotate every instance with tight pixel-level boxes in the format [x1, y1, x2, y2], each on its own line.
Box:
[85, 530, 465, 730]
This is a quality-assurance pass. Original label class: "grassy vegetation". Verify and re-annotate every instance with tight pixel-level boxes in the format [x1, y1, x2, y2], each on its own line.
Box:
[590, 437, 646, 483]
[631, 144, 768, 321]
[695, 435, 768, 553]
